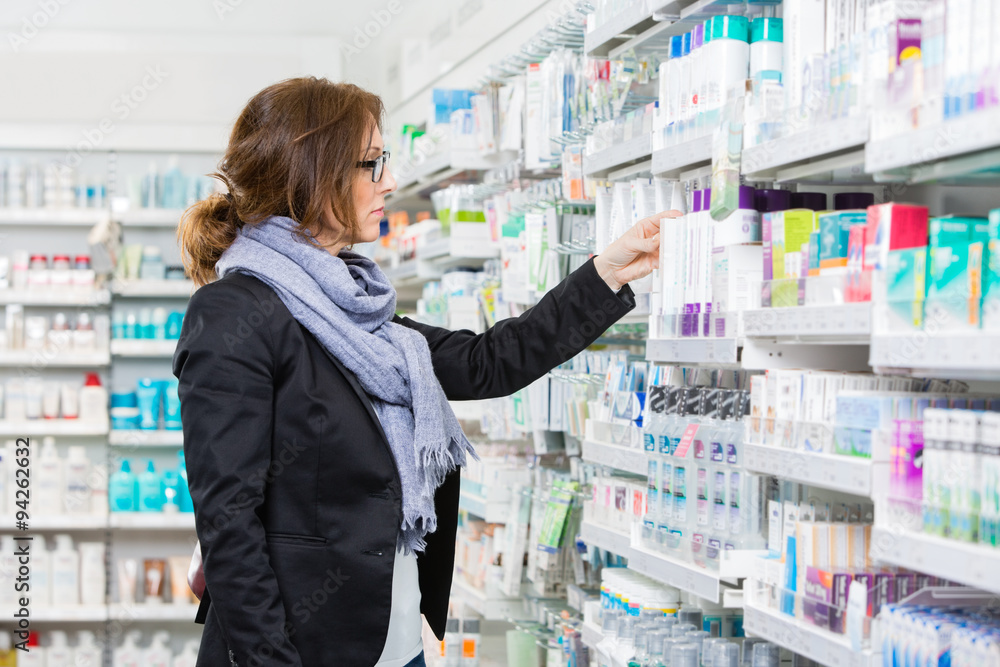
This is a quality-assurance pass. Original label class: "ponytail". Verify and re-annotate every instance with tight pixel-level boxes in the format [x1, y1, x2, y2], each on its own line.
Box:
[178, 190, 240, 287]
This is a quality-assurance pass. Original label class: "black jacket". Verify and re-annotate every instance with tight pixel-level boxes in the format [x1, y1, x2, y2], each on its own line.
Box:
[172, 258, 634, 666]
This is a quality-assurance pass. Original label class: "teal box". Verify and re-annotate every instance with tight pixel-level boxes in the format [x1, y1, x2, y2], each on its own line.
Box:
[928, 216, 983, 302]
[886, 246, 927, 303]
[808, 231, 820, 276]
[819, 211, 866, 273]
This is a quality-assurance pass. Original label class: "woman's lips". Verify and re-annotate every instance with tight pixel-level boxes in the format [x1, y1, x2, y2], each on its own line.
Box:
[372, 207, 384, 216]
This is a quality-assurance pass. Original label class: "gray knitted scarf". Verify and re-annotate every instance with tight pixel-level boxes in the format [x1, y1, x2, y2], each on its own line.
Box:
[216, 215, 475, 553]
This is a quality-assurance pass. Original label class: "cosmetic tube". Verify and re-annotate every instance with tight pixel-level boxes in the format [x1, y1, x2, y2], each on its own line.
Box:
[144, 558, 165, 603]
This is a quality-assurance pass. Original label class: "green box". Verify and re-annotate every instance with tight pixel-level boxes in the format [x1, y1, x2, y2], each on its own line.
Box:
[771, 209, 816, 280]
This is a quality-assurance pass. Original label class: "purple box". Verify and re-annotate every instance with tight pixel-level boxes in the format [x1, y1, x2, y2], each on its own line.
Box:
[803, 567, 832, 630]
[890, 420, 924, 504]
[763, 212, 773, 281]
[874, 573, 895, 617]
[890, 19, 922, 70]
[895, 572, 916, 602]
[853, 572, 875, 618]
[830, 572, 852, 634]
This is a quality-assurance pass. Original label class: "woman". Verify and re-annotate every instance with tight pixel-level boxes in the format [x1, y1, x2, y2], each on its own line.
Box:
[174, 77, 673, 667]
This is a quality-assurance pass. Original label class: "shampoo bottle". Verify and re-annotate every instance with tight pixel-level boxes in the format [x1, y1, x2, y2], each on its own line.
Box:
[64, 445, 91, 514]
[74, 630, 103, 667]
[18, 632, 44, 667]
[52, 534, 79, 606]
[78, 542, 106, 606]
[138, 460, 163, 512]
[31, 536, 51, 607]
[178, 450, 193, 513]
[109, 460, 137, 512]
[172, 640, 200, 667]
[114, 630, 142, 667]
[48, 630, 73, 666]
[143, 631, 172, 667]
[161, 469, 181, 513]
[35, 436, 63, 515]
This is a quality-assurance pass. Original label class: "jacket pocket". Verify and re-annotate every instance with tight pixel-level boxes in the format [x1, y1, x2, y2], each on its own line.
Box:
[265, 532, 329, 547]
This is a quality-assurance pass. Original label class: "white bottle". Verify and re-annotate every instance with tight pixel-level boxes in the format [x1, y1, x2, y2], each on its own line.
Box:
[63, 446, 91, 514]
[78, 542, 105, 606]
[78, 373, 107, 424]
[32, 536, 51, 607]
[90, 463, 108, 517]
[74, 631, 103, 667]
[18, 634, 45, 667]
[48, 630, 73, 666]
[51, 534, 79, 606]
[114, 631, 142, 667]
[35, 437, 63, 516]
[172, 640, 199, 667]
[143, 631, 172, 667]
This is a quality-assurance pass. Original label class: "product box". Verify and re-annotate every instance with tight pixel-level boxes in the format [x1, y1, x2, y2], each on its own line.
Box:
[983, 208, 1000, 330]
[820, 210, 868, 274]
[802, 566, 852, 633]
[925, 215, 986, 330]
[808, 231, 821, 277]
[845, 224, 870, 302]
[713, 209, 762, 249]
[771, 209, 817, 280]
[712, 245, 763, 337]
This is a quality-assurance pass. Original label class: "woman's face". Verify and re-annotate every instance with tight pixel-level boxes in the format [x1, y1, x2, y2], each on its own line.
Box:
[353, 124, 396, 244]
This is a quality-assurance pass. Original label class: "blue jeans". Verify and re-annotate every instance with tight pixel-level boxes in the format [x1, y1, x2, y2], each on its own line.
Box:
[403, 652, 426, 667]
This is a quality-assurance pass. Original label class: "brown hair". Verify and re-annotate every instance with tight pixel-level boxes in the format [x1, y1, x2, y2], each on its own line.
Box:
[179, 77, 385, 286]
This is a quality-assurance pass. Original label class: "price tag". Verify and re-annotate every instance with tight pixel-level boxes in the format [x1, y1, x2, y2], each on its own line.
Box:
[674, 424, 700, 459]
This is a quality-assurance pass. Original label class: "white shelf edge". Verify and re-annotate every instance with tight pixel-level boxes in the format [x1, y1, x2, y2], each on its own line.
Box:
[0, 514, 108, 530]
[0, 289, 110, 306]
[115, 209, 185, 227]
[742, 304, 871, 343]
[0, 208, 107, 226]
[111, 280, 195, 298]
[0, 350, 110, 367]
[743, 602, 878, 667]
[626, 543, 726, 603]
[580, 520, 633, 556]
[581, 440, 650, 476]
[109, 513, 195, 530]
[644, 337, 739, 365]
[744, 443, 874, 496]
[650, 135, 713, 178]
[111, 603, 199, 621]
[5, 606, 109, 622]
[870, 527, 1000, 595]
[0, 421, 109, 436]
[110, 339, 178, 357]
[451, 577, 526, 621]
[870, 331, 1000, 380]
[108, 430, 184, 446]
[742, 117, 870, 180]
[583, 134, 653, 178]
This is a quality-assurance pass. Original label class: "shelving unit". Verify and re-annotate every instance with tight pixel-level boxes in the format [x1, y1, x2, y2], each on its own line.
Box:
[651, 135, 713, 178]
[0, 420, 109, 436]
[743, 603, 878, 667]
[742, 117, 870, 183]
[625, 544, 756, 604]
[113, 604, 199, 621]
[109, 430, 184, 446]
[870, 528, 1000, 596]
[8, 606, 110, 622]
[743, 304, 871, 343]
[115, 209, 185, 227]
[583, 134, 653, 179]
[388, 147, 518, 208]
[744, 444, 875, 496]
[870, 332, 1000, 380]
[645, 337, 739, 365]
[0, 288, 111, 306]
[0, 514, 108, 530]
[581, 439, 649, 476]
[109, 513, 196, 530]
[458, 489, 510, 524]
[112, 280, 195, 298]
[0, 349, 110, 367]
[110, 339, 178, 357]
[580, 521, 632, 557]
[0, 208, 107, 226]
[451, 577, 527, 621]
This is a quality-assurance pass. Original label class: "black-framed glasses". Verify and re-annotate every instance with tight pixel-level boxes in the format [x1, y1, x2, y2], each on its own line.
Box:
[357, 150, 390, 183]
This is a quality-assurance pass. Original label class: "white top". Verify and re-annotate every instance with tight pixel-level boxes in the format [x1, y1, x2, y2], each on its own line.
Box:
[369, 399, 424, 667]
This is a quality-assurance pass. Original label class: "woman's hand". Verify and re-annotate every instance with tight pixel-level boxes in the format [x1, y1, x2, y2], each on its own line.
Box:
[594, 210, 683, 291]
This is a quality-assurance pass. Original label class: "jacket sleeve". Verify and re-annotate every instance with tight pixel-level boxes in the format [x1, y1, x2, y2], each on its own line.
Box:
[397, 257, 635, 400]
[172, 281, 303, 667]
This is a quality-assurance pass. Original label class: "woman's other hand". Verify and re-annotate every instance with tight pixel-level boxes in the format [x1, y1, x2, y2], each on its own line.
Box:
[594, 210, 683, 291]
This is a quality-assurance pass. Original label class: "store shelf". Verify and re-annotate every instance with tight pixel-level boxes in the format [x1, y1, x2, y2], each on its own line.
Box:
[390, 148, 518, 202]
[458, 490, 509, 523]
[645, 337, 739, 365]
[870, 331, 1000, 381]
[0, 514, 108, 530]
[113, 603, 199, 621]
[625, 544, 755, 603]
[383, 260, 419, 285]
[742, 117, 870, 183]
[0, 420, 109, 436]
[451, 577, 526, 621]
[870, 528, 1000, 596]
[109, 513, 195, 530]
[866, 108, 1000, 182]
[580, 621, 604, 649]
[742, 304, 871, 343]
[0, 208, 107, 226]
[650, 135, 713, 178]
[584, 1, 662, 58]
[0, 288, 111, 306]
[110, 339, 177, 357]
[583, 134, 652, 178]
[108, 429, 183, 446]
[744, 444, 874, 496]
[112, 280, 195, 298]
[580, 521, 633, 556]
[743, 602, 878, 667]
[2, 606, 109, 622]
[0, 349, 110, 367]
[115, 208, 184, 227]
[581, 440, 649, 476]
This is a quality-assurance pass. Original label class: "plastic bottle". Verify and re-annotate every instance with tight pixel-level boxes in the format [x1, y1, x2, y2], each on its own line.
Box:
[684, 630, 710, 666]
[64, 446, 91, 514]
[676, 32, 693, 144]
[644, 387, 665, 547]
[716, 642, 740, 667]
[162, 469, 181, 513]
[461, 618, 480, 667]
[48, 630, 73, 665]
[672, 642, 700, 667]
[628, 624, 650, 667]
[443, 618, 461, 667]
[668, 389, 695, 553]
[614, 616, 638, 667]
[18, 632, 44, 667]
[79, 373, 108, 423]
[750, 18, 783, 83]
[662, 35, 685, 144]
[74, 630, 103, 667]
[162, 156, 184, 210]
[172, 640, 199, 667]
[52, 534, 79, 605]
[688, 23, 706, 142]
[114, 630, 142, 667]
[78, 542, 106, 606]
[646, 630, 667, 667]
[693, 389, 716, 567]
[141, 162, 159, 209]
[702, 16, 751, 129]
[143, 631, 172, 667]
[31, 536, 51, 607]
[595, 608, 622, 667]
[751, 642, 780, 667]
[138, 460, 163, 512]
[35, 437, 63, 515]
[109, 460, 138, 512]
